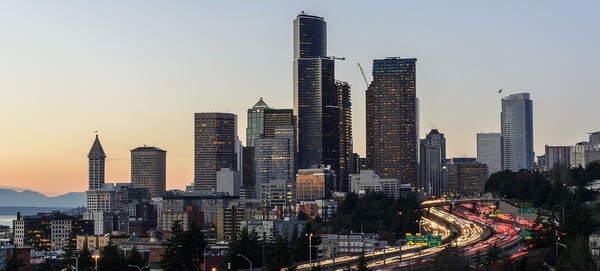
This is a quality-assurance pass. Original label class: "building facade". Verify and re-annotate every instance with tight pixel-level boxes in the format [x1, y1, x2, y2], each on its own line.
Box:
[293, 13, 341, 187]
[296, 165, 336, 201]
[501, 93, 534, 171]
[337, 81, 353, 192]
[447, 158, 488, 196]
[194, 113, 238, 191]
[13, 212, 93, 251]
[350, 170, 401, 199]
[476, 132, 502, 176]
[131, 146, 167, 198]
[366, 57, 418, 185]
[419, 129, 447, 198]
[246, 98, 270, 147]
[543, 145, 571, 171]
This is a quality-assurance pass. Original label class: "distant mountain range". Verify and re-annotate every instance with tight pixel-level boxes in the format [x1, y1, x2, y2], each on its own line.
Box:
[0, 189, 86, 208]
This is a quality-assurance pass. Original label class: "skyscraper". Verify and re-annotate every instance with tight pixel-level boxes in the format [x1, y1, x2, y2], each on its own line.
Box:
[246, 97, 270, 147]
[293, 13, 340, 181]
[194, 113, 237, 191]
[501, 93, 534, 171]
[419, 129, 447, 198]
[131, 146, 167, 198]
[255, 125, 295, 187]
[88, 134, 106, 191]
[476, 132, 502, 176]
[337, 81, 353, 192]
[366, 57, 418, 185]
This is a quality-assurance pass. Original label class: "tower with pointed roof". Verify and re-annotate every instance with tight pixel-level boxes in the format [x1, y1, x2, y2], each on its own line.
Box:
[246, 97, 270, 147]
[88, 134, 106, 190]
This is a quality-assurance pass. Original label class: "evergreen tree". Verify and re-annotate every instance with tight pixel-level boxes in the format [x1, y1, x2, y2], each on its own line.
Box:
[354, 254, 370, 271]
[77, 243, 95, 271]
[226, 227, 261, 270]
[268, 230, 290, 271]
[63, 234, 78, 270]
[2, 247, 24, 271]
[126, 247, 146, 269]
[160, 220, 208, 271]
[98, 241, 126, 271]
[556, 235, 597, 271]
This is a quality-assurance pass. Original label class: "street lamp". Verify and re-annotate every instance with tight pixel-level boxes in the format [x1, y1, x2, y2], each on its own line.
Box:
[204, 244, 210, 271]
[306, 233, 314, 267]
[92, 254, 99, 271]
[128, 264, 149, 271]
[237, 254, 252, 271]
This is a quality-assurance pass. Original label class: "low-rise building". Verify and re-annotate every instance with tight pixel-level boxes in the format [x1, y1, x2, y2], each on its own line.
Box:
[13, 211, 93, 251]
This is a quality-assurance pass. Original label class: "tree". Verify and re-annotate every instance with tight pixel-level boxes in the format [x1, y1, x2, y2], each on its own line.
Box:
[160, 220, 208, 271]
[354, 254, 370, 271]
[556, 235, 598, 271]
[77, 243, 95, 271]
[63, 234, 78, 270]
[2, 246, 25, 271]
[268, 230, 290, 271]
[126, 247, 146, 269]
[98, 241, 126, 271]
[226, 226, 261, 270]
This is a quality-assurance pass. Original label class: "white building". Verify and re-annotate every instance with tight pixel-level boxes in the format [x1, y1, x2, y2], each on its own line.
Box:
[477, 133, 502, 175]
[501, 93, 534, 171]
[350, 170, 400, 199]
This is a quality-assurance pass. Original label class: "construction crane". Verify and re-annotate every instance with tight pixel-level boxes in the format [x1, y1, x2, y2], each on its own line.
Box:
[328, 56, 346, 61]
[357, 63, 369, 88]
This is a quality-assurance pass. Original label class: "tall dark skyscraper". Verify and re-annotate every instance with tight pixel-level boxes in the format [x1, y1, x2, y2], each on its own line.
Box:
[88, 134, 106, 191]
[293, 12, 341, 188]
[366, 57, 418, 185]
[194, 113, 237, 191]
[337, 81, 353, 192]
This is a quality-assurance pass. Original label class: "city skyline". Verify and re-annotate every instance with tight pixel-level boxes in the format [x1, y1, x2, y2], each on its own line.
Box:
[2, 1, 600, 195]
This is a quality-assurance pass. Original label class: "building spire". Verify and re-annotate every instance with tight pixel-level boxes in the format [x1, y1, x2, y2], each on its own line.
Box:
[88, 133, 106, 158]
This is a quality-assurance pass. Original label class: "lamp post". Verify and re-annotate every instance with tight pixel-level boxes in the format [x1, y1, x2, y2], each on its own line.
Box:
[555, 205, 565, 227]
[127, 264, 149, 271]
[306, 233, 314, 267]
[204, 244, 210, 271]
[237, 254, 252, 271]
[92, 254, 99, 271]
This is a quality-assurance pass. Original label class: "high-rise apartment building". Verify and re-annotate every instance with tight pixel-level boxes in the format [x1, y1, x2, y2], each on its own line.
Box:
[501, 93, 534, 171]
[447, 158, 488, 196]
[476, 133, 502, 176]
[131, 146, 166, 198]
[337, 81, 353, 192]
[88, 134, 106, 190]
[246, 98, 270, 147]
[419, 129, 447, 198]
[543, 145, 571, 171]
[194, 113, 237, 191]
[293, 13, 341, 185]
[366, 57, 418, 185]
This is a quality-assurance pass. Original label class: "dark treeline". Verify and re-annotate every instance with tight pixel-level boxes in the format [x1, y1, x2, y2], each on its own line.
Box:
[484, 162, 600, 270]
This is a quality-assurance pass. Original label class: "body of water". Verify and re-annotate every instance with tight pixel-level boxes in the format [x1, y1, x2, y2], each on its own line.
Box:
[0, 215, 16, 227]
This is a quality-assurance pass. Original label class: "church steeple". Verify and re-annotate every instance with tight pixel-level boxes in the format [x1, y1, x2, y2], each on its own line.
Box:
[88, 134, 106, 190]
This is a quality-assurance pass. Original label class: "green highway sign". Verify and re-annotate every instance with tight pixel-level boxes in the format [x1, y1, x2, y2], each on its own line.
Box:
[518, 208, 536, 214]
[415, 235, 428, 246]
[427, 235, 442, 246]
[520, 231, 532, 240]
[406, 234, 415, 245]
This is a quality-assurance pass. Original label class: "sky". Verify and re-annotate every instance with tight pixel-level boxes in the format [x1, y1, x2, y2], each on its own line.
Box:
[1, 1, 599, 196]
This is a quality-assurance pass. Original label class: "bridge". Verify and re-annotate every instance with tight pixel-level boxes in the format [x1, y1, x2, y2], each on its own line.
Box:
[419, 198, 503, 214]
